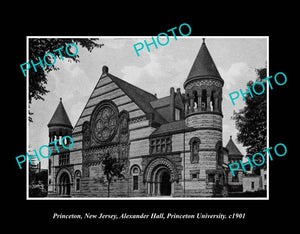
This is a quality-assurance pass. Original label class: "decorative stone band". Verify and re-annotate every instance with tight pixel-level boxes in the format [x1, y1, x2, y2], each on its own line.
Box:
[186, 111, 223, 118]
[184, 77, 224, 90]
[83, 142, 130, 153]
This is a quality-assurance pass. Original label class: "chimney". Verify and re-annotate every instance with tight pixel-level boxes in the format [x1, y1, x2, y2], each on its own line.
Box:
[170, 87, 175, 121]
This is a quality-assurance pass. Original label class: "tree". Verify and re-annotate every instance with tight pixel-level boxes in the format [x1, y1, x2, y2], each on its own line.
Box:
[28, 38, 103, 122]
[232, 67, 267, 173]
[29, 168, 48, 197]
[101, 153, 125, 197]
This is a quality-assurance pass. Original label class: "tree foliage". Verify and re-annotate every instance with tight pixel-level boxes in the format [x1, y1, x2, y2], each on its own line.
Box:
[28, 38, 103, 122]
[232, 67, 267, 158]
[101, 153, 126, 197]
[29, 169, 48, 197]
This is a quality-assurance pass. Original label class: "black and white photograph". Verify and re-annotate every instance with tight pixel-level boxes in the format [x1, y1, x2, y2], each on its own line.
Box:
[27, 36, 268, 199]
[7, 11, 294, 227]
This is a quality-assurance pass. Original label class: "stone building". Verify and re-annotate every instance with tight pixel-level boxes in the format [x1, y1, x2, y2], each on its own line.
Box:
[47, 39, 231, 197]
[225, 136, 243, 192]
[242, 165, 267, 192]
[224, 137, 268, 194]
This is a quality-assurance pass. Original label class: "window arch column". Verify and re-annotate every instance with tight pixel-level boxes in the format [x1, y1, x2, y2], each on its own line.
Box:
[184, 97, 189, 115]
[197, 94, 202, 112]
[189, 96, 194, 113]
[206, 93, 211, 111]
[201, 89, 207, 111]
[214, 96, 218, 111]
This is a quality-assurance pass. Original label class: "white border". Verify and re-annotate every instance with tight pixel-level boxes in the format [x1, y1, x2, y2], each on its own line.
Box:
[26, 36, 269, 200]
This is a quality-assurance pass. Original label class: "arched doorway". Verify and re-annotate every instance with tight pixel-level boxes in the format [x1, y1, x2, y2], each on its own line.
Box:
[144, 157, 179, 197]
[152, 167, 172, 196]
[160, 170, 171, 196]
[59, 172, 70, 196]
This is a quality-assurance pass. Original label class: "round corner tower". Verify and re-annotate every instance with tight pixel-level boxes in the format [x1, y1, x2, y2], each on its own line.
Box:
[183, 39, 225, 196]
[47, 97, 73, 195]
[184, 39, 223, 128]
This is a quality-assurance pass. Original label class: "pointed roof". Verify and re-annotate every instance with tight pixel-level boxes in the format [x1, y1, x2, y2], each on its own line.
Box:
[47, 98, 73, 128]
[184, 39, 223, 87]
[225, 136, 243, 156]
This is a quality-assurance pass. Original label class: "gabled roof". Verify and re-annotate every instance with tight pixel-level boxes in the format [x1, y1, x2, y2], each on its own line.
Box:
[106, 72, 167, 125]
[150, 96, 170, 109]
[150, 93, 184, 110]
[47, 98, 73, 128]
[150, 120, 194, 137]
[150, 96, 172, 122]
[184, 39, 223, 87]
[225, 136, 243, 156]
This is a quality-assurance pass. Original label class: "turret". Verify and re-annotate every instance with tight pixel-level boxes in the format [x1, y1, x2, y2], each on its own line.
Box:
[47, 97, 73, 146]
[183, 39, 226, 196]
[47, 97, 73, 195]
[184, 38, 223, 118]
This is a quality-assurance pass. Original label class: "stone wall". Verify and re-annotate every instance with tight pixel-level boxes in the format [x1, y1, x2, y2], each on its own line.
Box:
[243, 175, 261, 192]
[186, 113, 222, 130]
[179, 113, 223, 197]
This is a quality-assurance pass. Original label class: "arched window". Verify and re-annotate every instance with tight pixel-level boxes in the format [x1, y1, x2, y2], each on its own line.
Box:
[189, 137, 201, 163]
[201, 90, 207, 111]
[185, 93, 190, 114]
[49, 159, 52, 175]
[74, 170, 81, 192]
[193, 90, 198, 109]
[211, 90, 216, 111]
[119, 110, 130, 143]
[131, 165, 141, 191]
[215, 141, 223, 166]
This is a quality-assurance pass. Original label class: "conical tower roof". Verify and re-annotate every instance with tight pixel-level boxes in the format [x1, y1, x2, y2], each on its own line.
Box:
[184, 39, 223, 88]
[47, 98, 72, 128]
[225, 136, 243, 156]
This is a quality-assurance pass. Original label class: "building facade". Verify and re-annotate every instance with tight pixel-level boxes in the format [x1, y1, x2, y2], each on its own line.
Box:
[47, 40, 232, 198]
[225, 136, 243, 193]
[243, 166, 267, 192]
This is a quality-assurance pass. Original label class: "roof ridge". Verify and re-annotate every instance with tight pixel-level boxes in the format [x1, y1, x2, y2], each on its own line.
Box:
[108, 73, 157, 100]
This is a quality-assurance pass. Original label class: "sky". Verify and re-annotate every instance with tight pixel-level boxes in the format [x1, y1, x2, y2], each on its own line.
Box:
[28, 36, 268, 168]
